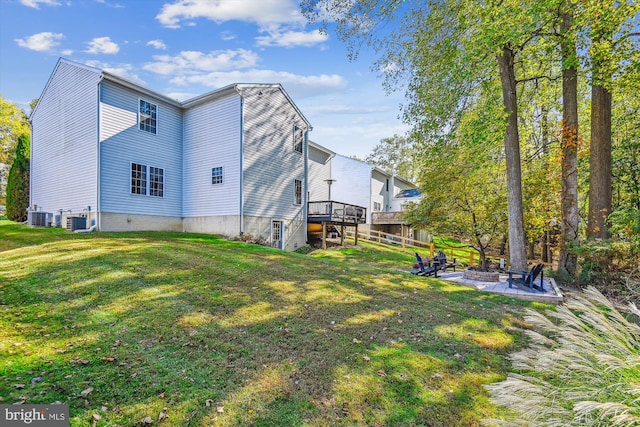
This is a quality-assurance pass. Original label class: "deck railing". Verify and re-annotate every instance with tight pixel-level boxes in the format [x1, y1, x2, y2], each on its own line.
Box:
[308, 201, 367, 224]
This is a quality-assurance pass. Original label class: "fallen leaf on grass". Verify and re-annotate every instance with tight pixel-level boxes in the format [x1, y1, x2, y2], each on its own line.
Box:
[80, 387, 94, 398]
[377, 370, 387, 377]
[205, 399, 214, 407]
[140, 416, 153, 425]
[217, 406, 224, 413]
[92, 414, 101, 421]
[101, 357, 116, 363]
[158, 411, 168, 421]
[14, 384, 25, 389]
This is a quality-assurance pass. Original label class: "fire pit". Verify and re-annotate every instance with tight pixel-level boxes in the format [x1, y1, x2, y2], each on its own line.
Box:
[463, 267, 500, 282]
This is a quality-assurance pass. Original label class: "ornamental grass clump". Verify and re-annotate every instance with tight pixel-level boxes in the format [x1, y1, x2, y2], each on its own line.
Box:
[484, 286, 640, 427]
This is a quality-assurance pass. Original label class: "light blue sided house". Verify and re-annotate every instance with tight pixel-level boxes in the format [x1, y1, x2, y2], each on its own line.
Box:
[30, 58, 312, 250]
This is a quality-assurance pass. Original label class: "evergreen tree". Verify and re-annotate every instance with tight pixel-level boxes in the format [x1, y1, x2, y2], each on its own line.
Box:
[6, 134, 29, 222]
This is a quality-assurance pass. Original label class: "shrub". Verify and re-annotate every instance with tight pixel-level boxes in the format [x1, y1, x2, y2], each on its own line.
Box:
[484, 286, 640, 426]
[574, 239, 640, 302]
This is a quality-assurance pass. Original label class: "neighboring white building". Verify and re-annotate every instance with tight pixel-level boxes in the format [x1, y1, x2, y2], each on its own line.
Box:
[30, 58, 311, 250]
[308, 141, 422, 238]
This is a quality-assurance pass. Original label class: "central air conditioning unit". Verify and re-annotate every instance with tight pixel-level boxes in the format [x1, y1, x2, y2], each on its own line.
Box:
[66, 216, 86, 231]
[28, 211, 51, 227]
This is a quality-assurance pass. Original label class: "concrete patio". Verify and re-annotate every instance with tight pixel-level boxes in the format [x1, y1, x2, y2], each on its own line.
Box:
[434, 270, 565, 305]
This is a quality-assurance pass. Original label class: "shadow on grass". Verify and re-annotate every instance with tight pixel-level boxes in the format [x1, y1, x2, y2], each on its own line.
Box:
[0, 224, 537, 426]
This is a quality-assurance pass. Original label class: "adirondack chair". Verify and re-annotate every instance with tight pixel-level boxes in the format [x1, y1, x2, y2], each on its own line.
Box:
[507, 263, 545, 291]
[412, 253, 438, 277]
[433, 251, 458, 272]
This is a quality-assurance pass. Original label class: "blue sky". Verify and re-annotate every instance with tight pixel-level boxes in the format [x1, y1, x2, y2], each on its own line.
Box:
[0, 0, 409, 158]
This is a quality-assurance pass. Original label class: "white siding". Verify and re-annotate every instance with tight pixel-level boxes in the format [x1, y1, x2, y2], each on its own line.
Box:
[308, 145, 332, 201]
[240, 86, 309, 220]
[30, 60, 101, 214]
[330, 155, 372, 222]
[99, 81, 183, 216]
[372, 170, 391, 213]
[183, 93, 242, 217]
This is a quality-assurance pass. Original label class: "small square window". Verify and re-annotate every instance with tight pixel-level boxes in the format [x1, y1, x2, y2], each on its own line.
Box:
[139, 100, 157, 134]
[373, 202, 382, 212]
[294, 179, 302, 205]
[212, 167, 223, 185]
[293, 125, 304, 153]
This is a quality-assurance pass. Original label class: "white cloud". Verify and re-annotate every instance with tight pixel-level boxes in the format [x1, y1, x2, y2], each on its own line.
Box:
[168, 69, 347, 99]
[147, 39, 167, 50]
[85, 37, 120, 54]
[15, 32, 64, 52]
[256, 29, 328, 48]
[221, 31, 236, 41]
[143, 49, 259, 75]
[20, 0, 60, 8]
[84, 60, 145, 86]
[60, 49, 74, 56]
[156, 0, 304, 29]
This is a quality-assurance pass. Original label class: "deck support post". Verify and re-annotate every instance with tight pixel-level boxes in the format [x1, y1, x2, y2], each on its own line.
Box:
[340, 225, 345, 246]
[354, 223, 359, 245]
[322, 222, 327, 250]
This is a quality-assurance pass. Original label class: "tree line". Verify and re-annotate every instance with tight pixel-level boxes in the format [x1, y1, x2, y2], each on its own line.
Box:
[302, 0, 639, 289]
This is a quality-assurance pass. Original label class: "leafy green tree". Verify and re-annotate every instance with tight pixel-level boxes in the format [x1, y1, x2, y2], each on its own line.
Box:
[0, 95, 30, 207]
[6, 134, 30, 222]
[365, 134, 418, 182]
[405, 93, 508, 268]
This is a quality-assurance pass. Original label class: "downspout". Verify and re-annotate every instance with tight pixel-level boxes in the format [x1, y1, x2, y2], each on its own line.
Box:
[238, 89, 244, 235]
[96, 78, 102, 231]
[304, 129, 309, 243]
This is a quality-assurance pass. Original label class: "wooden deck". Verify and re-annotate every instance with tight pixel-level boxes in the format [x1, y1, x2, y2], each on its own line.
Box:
[308, 201, 367, 225]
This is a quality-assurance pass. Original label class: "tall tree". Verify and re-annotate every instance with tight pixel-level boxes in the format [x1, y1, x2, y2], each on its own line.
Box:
[6, 134, 30, 222]
[585, 0, 639, 239]
[558, 8, 580, 277]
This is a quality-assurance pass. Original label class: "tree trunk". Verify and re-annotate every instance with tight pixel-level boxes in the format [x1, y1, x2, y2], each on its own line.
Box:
[498, 45, 528, 271]
[587, 82, 612, 239]
[558, 11, 579, 278]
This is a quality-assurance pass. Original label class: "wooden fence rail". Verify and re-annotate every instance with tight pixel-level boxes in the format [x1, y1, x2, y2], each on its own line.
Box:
[343, 227, 556, 268]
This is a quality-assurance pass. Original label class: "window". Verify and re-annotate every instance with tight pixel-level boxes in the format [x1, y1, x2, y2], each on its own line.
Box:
[212, 166, 223, 185]
[139, 100, 157, 134]
[131, 163, 147, 195]
[149, 167, 164, 197]
[293, 125, 304, 153]
[131, 163, 163, 197]
[373, 201, 382, 211]
[294, 179, 302, 205]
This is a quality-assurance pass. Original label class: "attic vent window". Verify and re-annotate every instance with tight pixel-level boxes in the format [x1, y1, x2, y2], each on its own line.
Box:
[212, 166, 223, 185]
[139, 99, 157, 134]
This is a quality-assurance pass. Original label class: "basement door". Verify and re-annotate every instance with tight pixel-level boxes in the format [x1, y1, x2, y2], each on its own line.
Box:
[272, 220, 284, 249]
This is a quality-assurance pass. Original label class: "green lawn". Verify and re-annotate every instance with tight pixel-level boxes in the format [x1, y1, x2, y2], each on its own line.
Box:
[0, 220, 543, 426]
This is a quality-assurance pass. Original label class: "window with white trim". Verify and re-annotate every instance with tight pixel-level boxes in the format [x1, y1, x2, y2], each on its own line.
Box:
[131, 163, 164, 197]
[212, 166, 223, 185]
[293, 125, 304, 153]
[139, 99, 157, 134]
[149, 167, 164, 197]
[131, 163, 147, 195]
[294, 179, 302, 205]
[373, 201, 382, 211]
